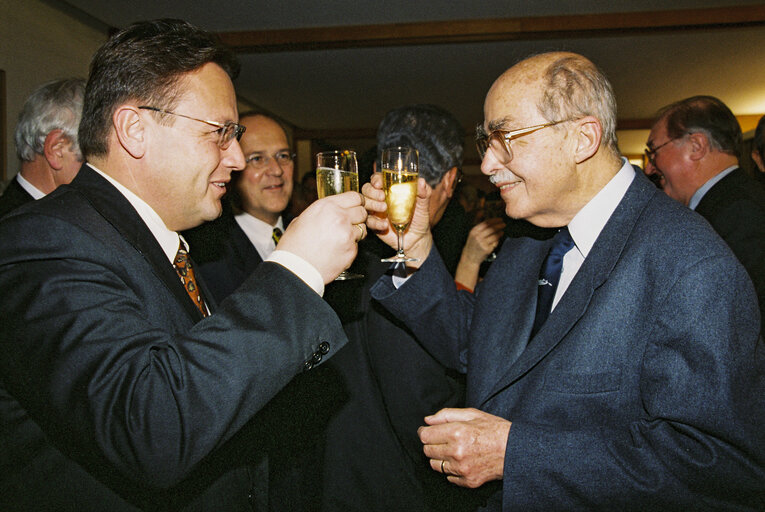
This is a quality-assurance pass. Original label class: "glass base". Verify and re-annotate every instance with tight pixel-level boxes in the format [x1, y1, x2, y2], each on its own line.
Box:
[334, 270, 364, 280]
[380, 255, 418, 263]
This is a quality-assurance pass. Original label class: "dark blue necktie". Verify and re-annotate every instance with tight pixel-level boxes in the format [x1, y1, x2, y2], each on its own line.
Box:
[531, 227, 574, 337]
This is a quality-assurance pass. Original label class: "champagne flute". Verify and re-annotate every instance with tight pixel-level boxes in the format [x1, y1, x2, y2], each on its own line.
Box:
[316, 150, 364, 280]
[380, 146, 419, 263]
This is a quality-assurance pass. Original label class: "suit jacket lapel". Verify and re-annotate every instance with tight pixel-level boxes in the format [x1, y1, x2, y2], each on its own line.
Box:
[71, 165, 204, 322]
[229, 220, 263, 276]
[467, 237, 548, 405]
[477, 172, 659, 407]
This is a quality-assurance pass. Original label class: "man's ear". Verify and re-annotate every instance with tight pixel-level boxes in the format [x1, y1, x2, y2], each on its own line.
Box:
[686, 132, 709, 162]
[442, 167, 459, 198]
[573, 116, 602, 164]
[42, 129, 69, 170]
[113, 105, 146, 159]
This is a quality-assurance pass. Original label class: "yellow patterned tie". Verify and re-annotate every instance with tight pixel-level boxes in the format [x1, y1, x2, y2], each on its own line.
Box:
[272, 227, 282, 246]
[173, 246, 209, 317]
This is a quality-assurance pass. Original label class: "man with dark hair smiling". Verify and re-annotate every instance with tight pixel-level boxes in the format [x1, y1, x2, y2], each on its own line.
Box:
[0, 18, 366, 511]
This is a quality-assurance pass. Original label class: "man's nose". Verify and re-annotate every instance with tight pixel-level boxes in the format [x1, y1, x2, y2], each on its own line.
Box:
[480, 148, 502, 176]
[266, 156, 285, 176]
[223, 138, 246, 171]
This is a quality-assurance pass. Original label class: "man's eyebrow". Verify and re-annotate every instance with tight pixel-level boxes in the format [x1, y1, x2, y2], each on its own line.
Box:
[487, 116, 514, 132]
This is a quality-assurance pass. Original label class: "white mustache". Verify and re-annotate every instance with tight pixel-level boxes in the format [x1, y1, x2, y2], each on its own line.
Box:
[489, 173, 514, 186]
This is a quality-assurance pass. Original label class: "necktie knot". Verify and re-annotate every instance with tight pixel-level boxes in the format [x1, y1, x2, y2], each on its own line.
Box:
[272, 227, 283, 245]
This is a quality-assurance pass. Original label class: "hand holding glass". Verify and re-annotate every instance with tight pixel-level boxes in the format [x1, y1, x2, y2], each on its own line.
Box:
[381, 147, 419, 263]
[315, 150, 363, 280]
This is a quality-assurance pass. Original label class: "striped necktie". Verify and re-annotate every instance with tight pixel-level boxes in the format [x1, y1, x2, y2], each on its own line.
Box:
[272, 227, 283, 245]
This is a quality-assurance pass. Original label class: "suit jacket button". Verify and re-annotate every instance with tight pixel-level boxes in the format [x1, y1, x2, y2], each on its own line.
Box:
[303, 360, 314, 372]
[318, 341, 330, 354]
[312, 352, 323, 363]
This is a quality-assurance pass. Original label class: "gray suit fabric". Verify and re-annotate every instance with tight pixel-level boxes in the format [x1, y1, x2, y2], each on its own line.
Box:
[372, 170, 765, 511]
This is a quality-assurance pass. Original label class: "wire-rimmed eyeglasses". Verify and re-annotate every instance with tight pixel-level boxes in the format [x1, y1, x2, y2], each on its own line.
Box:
[644, 137, 678, 166]
[245, 151, 296, 170]
[138, 106, 246, 149]
[476, 120, 570, 162]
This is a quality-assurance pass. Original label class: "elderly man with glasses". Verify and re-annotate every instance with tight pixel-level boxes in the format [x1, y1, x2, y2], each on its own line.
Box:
[362, 52, 764, 510]
[645, 96, 765, 337]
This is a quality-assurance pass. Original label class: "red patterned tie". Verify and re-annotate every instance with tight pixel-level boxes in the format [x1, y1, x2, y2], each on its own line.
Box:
[173, 246, 208, 317]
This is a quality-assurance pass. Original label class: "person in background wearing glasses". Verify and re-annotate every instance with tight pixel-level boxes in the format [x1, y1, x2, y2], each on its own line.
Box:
[362, 52, 764, 510]
[645, 96, 765, 337]
[185, 112, 296, 303]
[0, 19, 366, 511]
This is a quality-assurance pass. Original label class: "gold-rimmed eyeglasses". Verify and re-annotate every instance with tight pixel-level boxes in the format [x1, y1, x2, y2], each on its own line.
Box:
[476, 120, 570, 162]
[245, 151, 296, 170]
[138, 106, 246, 149]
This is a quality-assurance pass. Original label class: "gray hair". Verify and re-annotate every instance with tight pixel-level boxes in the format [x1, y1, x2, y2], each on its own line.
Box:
[376, 104, 464, 188]
[15, 78, 86, 162]
[537, 54, 619, 154]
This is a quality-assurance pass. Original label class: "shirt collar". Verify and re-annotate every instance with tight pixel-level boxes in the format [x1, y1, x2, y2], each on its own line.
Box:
[234, 211, 284, 260]
[87, 163, 181, 263]
[568, 158, 635, 258]
[687, 165, 737, 210]
[15, 173, 46, 200]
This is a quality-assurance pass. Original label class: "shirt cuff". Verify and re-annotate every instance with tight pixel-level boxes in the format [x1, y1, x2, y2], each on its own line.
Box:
[267, 250, 325, 297]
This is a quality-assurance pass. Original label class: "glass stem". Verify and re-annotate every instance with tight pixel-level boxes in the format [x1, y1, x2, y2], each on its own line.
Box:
[396, 227, 405, 256]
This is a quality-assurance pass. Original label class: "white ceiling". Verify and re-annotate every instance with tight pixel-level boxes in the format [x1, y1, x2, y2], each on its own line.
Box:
[59, 0, 765, 157]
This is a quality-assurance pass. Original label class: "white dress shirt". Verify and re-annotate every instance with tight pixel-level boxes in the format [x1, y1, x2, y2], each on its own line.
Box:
[16, 173, 46, 200]
[234, 212, 284, 261]
[88, 164, 324, 296]
[555, 158, 635, 310]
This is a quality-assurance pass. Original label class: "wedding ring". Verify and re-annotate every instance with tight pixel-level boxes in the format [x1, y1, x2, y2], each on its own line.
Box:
[355, 224, 365, 241]
[440, 459, 446, 474]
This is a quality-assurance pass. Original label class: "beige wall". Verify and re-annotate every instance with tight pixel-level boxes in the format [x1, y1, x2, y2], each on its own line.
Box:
[0, 0, 107, 181]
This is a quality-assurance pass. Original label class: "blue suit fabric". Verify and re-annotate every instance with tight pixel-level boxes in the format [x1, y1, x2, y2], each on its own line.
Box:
[372, 170, 765, 511]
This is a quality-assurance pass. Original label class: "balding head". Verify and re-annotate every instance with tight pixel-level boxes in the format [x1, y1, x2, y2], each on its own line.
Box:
[488, 52, 618, 155]
[479, 52, 623, 227]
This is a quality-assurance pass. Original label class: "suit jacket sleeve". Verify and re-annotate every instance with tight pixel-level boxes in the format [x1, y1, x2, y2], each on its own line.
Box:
[373, 232, 765, 509]
[371, 246, 476, 373]
[0, 208, 347, 489]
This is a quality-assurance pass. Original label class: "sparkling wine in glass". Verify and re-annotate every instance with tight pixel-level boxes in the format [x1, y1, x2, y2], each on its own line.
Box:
[315, 150, 363, 280]
[380, 146, 419, 263]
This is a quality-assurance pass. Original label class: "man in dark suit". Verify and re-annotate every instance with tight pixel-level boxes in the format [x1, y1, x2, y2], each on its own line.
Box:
[645, 95, 765, 336]
[0, 77, 85, 218]
[0, 19, 367, 511]
[183, 111, 307, 511]
[362, 52, 765, 510]
[321, 104, 488, 512]
[185, 112, 295, 303]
